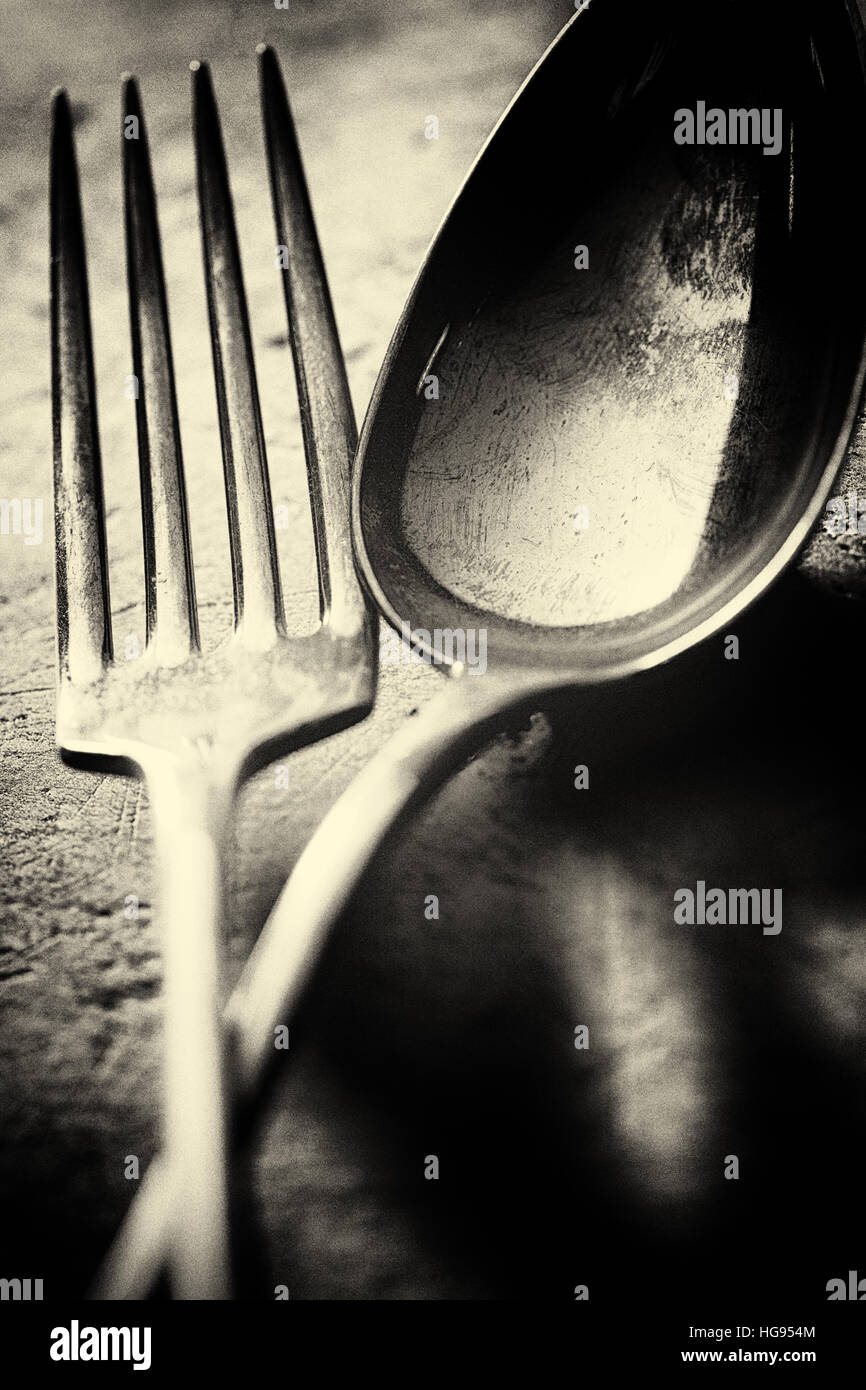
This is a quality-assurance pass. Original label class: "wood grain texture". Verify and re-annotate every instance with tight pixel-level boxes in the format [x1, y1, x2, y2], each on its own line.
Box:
[1, 0, 865, 1301]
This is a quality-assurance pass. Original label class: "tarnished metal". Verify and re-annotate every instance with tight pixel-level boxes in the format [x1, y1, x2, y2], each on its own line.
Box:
[50, 51, 376, 1300]
[72, 0, 866, 1304]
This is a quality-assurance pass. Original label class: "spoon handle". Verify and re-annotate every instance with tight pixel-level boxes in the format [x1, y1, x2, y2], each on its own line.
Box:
[90, 669, 536, 1298]
[229, 671, 539, 1079]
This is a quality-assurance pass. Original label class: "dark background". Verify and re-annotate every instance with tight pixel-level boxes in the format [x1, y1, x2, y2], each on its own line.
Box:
[1, 0, 866, 1308]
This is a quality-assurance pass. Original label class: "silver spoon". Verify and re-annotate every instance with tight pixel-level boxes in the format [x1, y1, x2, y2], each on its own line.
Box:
[98, 0, 866, 1294]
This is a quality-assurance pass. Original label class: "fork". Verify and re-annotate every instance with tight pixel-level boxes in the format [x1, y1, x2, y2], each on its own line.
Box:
[50, 44, 375, 1299]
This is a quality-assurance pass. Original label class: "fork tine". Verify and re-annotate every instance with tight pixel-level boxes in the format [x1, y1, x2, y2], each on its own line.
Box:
[51, 88, 113, 684]
[258, 44, 369, 640]
[191, 59, 284, 645]
[123, 76, 199, 664]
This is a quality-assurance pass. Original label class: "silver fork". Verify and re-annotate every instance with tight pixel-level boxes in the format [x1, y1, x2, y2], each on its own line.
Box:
[50, 44, 375, 1299]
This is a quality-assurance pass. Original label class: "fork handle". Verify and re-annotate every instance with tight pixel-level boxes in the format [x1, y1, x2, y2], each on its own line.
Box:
[91, 672, 538, 1298]
[146, 762, 233, 1300]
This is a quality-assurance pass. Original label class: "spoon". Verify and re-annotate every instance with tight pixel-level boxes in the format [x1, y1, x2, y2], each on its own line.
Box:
[98, 0, 866, 1293]
[237, 0, 866, 1073]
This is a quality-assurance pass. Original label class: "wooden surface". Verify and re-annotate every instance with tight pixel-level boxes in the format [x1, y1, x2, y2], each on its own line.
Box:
[1, 0, 866, 1302]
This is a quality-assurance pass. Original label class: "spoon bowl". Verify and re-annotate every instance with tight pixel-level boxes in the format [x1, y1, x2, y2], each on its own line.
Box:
[356, 0, 866, 681]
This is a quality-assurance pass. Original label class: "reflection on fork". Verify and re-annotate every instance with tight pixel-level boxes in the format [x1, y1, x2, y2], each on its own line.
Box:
[50, 44, 375, 1299]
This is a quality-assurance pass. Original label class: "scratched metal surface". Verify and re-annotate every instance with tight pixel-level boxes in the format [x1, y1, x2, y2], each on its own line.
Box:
[1, 0, 865, 1301]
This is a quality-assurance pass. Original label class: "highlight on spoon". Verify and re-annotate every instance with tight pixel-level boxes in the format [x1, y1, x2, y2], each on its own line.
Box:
[352, 0, 866, 677]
